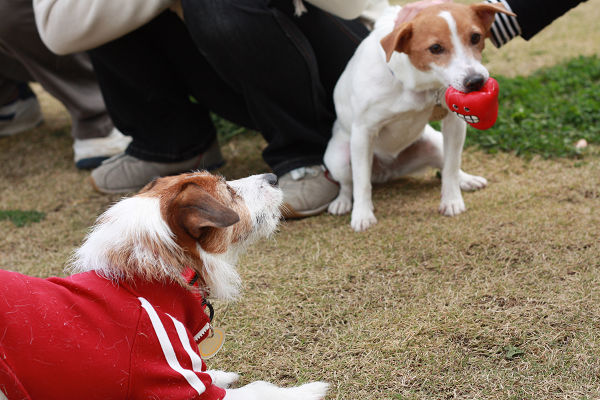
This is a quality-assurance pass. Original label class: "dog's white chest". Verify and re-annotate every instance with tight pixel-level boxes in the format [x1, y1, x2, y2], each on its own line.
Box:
[373, 110, 431, 157]
[371, 88, 436, 158]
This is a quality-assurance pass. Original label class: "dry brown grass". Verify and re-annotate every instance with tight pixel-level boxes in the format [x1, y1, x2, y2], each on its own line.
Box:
[1, 2, 600, 399]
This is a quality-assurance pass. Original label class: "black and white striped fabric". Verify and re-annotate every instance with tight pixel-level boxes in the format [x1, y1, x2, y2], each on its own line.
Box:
[486, 0, 521, 48]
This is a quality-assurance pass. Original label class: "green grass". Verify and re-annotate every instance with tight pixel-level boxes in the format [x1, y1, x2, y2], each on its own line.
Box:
[0, 209, 46, 227]
[215, 55, 600, 159]
[466, 55, 600, 158]
[212, 113, 250, 142]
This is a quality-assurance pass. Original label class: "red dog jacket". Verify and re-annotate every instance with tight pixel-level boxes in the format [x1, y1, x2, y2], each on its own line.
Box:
[0, 269, 226, 400]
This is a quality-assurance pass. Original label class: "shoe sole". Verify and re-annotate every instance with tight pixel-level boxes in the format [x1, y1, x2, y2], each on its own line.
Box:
[0, 116, 43, 137]
[76, 156, 110, 170]
[89, 176, 140, 195]
[281, 201, 330, 219]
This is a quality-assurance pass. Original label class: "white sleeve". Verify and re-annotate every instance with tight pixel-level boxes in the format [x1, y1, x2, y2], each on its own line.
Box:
[303, 0, 370, 19]
[33, 0, 174, 55]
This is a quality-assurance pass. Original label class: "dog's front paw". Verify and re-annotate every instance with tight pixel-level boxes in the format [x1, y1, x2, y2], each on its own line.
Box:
[351, 207, 377, 231]
[207, 370, 240, 389]
[328, 195, 352, 215]
[459, 171, 487, 191]
[439, 197, 466, 216]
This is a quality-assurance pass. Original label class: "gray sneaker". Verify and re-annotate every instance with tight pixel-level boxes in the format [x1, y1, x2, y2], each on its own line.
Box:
[279, 165, 339, 219]
[90, 139, 225, 194]
[0, 88, 43, 137]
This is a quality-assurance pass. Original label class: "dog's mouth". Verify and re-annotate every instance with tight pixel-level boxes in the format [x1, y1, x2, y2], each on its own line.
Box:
[452, 110, 480, 124]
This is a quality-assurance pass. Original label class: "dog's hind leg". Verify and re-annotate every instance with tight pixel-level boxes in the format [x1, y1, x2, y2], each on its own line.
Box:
[324, 122, 353, 216]
[373, 124, 444, 183]
[378, 125, 487, 192]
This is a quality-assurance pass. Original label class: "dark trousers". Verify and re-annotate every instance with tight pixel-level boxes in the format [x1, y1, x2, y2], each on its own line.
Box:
[89, 0, 368, 175]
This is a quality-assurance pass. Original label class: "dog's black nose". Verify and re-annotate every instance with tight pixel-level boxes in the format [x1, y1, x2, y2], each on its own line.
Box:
[264, 173, 278, 186]
[464, 74, 485, 92]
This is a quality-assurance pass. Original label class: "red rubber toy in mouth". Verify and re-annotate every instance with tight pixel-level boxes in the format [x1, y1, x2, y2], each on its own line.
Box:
[445, 77, 499, 130]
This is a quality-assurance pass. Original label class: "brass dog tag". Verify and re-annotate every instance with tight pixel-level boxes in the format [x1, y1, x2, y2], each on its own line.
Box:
[429, 105, 448, 121]
[199, 327, 225, 359]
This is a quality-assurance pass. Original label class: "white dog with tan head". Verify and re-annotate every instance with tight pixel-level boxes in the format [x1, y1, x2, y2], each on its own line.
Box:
[324, 2, 514, 231]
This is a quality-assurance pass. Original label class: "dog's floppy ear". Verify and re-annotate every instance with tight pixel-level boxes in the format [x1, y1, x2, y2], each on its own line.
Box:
[380, 22, 413, 62]
[470, 2, 516, 33]
[170, 183, 240, 240]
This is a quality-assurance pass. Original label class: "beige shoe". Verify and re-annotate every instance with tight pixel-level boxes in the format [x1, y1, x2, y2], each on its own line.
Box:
[279, 165, 339, 219]
[90, 138, 225, 194]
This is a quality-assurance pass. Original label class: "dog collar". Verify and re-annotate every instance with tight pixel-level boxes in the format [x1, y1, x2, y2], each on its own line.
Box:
[186, 269, 225, 356]
[202, 298, 214, 322]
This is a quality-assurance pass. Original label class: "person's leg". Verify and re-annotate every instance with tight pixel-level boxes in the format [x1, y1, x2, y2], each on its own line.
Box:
[0, 0, 130, 167]
[182, 0, 368, 175]
[0, 76, 17, 105]
[181, 0, 367, 216]
[87, 11, 254, 193]
[0, 75, 17, 105]
[0, 0, 113, 140]
[277, 0, 369, 111]
[0, 53, 32, 103]
[89, 11, 254, 161]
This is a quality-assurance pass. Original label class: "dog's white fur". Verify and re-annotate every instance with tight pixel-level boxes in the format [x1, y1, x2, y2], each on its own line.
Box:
[71, 196, 180, 280]
[324, 3, 510, 231]
[72, 172, 328, 400]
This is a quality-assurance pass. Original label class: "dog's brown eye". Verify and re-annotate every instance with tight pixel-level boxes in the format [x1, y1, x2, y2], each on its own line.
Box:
[471, 33, 481, 45]
[428, 44, 444, 55]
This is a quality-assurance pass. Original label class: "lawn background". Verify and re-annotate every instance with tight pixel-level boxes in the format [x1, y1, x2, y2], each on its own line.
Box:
[1, 1, 599, 399]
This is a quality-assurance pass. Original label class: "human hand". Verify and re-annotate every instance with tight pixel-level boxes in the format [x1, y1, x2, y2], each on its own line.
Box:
[395, 0, 452, 27]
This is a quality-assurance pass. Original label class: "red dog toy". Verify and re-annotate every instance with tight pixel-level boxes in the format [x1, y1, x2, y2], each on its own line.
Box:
[445, 77, 499, 130]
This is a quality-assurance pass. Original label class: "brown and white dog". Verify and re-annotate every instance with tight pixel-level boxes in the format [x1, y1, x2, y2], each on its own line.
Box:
[73, 171, 284, 300]
[0, 172, 328, 400]
[324, 2, 514, 231]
